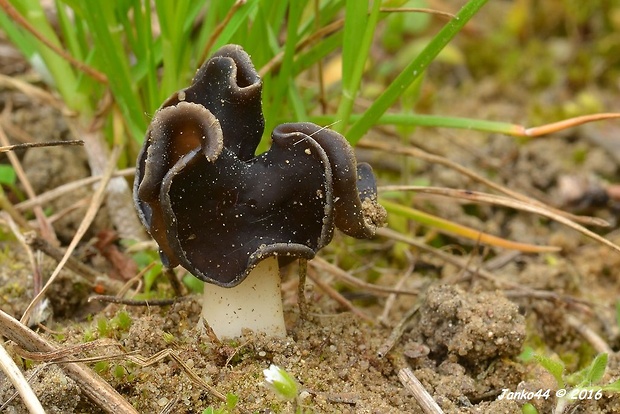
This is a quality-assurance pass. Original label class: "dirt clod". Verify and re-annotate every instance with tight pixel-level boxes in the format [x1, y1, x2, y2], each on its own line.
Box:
[417, 285, 526, 368]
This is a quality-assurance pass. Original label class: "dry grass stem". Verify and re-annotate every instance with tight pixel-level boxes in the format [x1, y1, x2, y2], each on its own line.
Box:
[0, 309, 138, 414]
[379, 256, 416, 325]
[297, 258, 308, 321]
[377, 227, 511, 287]
[381, 186, 617, 252]
[113, 265, 152, 298]
[23, 232, 107, 285]
[0, 365, 46, 411]
[11, 339, 122, 363]
[1, 212, 50, 325]
[199, 0, 247, 64]
[379, 226, 582, 303]
[20, 146, 120, 326]
[306, 267, 374, 323]
[380, 227, 600, 312]
[0, 0, 107, 84]
[0, 340, 46, 414]
[2, 213, 38, 280]
[15, 168, 135, 211]
[87, 295, 189, 307]
[362, 140, 608, 227]
[523, 113, 620, 137]
[565, 314, 612, 354]
[502, 289, 595, 314]
[74, 126, 144, 240]
[398, 367, 445, 414]
[158, 396, 179, 414]
[125, 349, 251, 414]
[0, 73, 67, 112]
[0, 139, 83, 152]
[377, 304, 420, 358]
[259, 19, 343, 77]
[0, 123, 57, 242]
[311, 256, 419, 296]
[0, 190, 30, 229]
[45, 196, 91, 224]
[162, 267, 184, 296]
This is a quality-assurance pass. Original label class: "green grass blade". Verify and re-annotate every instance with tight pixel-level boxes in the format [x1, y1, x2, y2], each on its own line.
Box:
[293, 29, 343, 75]
[287, 79, 307, 121]
[210, 0, 260, 55]
[77, 1, 145, 137]
[335, 0, 381, 132]
[580, 353, 608, 386]
[340, 0, 367, 88]
[533, 354, 565, 389]
[310, 113, 524, 135]
[130, 0, 159, 113]
[345, 0, 489, 144]
[0, 11, 35, 57]
[263, 0, 307, 133]
[54, 1, 84, 60]
[8, 0, 89, 110]
[155, 0, 193, 100]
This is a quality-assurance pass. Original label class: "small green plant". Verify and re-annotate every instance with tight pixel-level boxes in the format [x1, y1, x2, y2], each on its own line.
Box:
[0, 165, 16, 187]
[93, 360, 109, 374]
[201, 393, 238, 414]
[263, 364, 298, 400]
[263, 364, 309, 413]
[111, 310, 133, 331]
[162, 332, 176, 345]
[82, 327, 96, 343]
[93, 310, 133, 340]
[112, 364, 127, 380]
[522, 349, 620, 413]
[96, 317, 111, 338]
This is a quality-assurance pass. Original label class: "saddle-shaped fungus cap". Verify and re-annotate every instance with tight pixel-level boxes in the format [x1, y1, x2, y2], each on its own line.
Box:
[134, 45, 385, 290]
[134, 45, 384, 287]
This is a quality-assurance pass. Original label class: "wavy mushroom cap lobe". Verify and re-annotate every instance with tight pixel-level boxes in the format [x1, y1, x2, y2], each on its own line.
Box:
[163, 44, 263, 161]
[134, 44, 385, 287]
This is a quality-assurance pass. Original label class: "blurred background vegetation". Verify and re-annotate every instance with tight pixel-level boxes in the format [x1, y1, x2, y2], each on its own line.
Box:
[1, 0, 620, 284]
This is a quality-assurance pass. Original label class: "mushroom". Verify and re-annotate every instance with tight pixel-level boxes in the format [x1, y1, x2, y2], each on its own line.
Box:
[134, 45, 386, 338]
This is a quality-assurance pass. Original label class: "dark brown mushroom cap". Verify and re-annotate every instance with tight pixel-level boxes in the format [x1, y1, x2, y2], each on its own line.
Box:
[159, 44, 263, 161]
[134, 45, 386, 287]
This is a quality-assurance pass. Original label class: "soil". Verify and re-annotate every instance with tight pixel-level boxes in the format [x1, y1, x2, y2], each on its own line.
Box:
[3, 4, 620, 414]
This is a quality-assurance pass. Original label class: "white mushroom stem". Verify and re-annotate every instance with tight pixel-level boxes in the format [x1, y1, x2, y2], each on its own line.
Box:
[200, 256, 286, 338]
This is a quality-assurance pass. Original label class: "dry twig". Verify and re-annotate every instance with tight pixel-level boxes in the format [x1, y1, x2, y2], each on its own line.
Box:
[0, 340, 45, 414]
[0, 309, 138, 414]
[379, 254, 416, 325]
[565, 314, 612, 355]
[0, 122, 57, 242]
[398, 367, 444, 414]
[377, 304, 420, 358]
[15, 168, 135, 212]
[0, 139, 83, 153]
